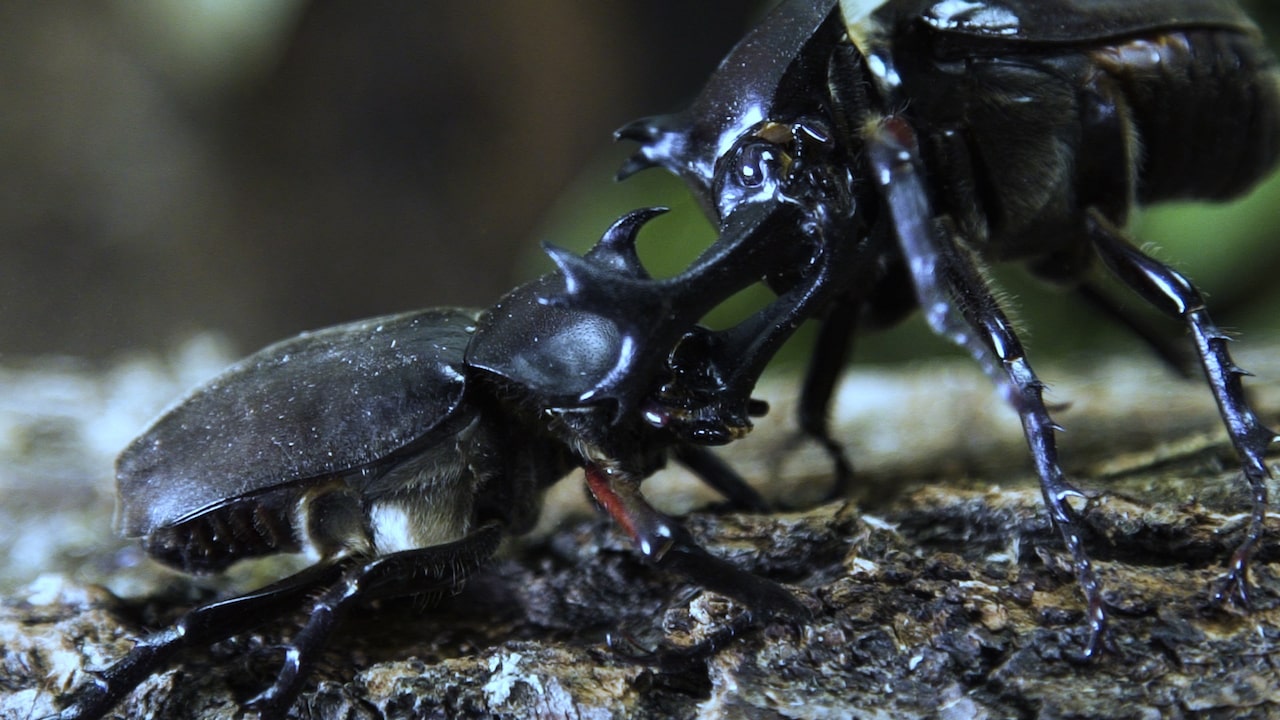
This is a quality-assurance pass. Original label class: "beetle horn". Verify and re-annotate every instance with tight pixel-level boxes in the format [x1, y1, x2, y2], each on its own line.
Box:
[541, 243, 643, 305]
[616, 152, 659, 181]
[614, 117, 661, 180]
[614, 116, 660, 143]
[586, 206, 669, 278]
[614, 114, 692, 181]
[540, 206, 671, 303]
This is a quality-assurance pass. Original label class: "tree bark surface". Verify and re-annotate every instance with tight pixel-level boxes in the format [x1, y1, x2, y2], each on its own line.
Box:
[1, 342, 1278, 719]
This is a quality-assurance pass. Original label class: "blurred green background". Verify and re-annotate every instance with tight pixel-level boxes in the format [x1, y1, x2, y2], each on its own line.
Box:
[1, 0, 1277, 372]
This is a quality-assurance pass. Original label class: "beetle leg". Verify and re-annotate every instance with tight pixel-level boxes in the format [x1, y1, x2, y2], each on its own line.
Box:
[583, 462, 806, 621]
[606, 605, 758, 672]
[1075, 280, 1197, 378]
[866, 115, 1107, 657]
[1086, 209, 1277, 606]
[244, 522, 503, 719]
[795, 297, 859, 499]
[56, 559, 349, 720]
[672, 444, 770, 512]
[1030, 250, 1197, 377]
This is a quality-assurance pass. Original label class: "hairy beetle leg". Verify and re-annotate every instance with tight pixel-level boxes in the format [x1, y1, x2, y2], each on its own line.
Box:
[583, 463, 807, 623]
[244, 523, 503, 719]
[867, 115, 1108, 657]
[1087, 210, 1278, 606]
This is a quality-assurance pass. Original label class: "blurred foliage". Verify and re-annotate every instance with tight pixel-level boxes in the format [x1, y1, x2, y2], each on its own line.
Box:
[109, 0, 305, 97]
[0, 0, 1277, 367]
[0, 2, 758, 358]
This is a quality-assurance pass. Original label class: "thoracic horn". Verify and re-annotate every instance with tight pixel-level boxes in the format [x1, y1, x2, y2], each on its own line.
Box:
[586, 206, 668, 278]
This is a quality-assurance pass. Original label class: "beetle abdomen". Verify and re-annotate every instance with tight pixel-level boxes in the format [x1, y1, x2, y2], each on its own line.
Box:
[115, 308, 478, 538]
[1099, 28, 1280, 203]
[142, 490, 300, 574]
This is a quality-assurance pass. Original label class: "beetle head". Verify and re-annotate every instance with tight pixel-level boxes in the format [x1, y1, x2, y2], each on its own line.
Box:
[466, 208, 681, 419]
[471, 175, 841, 420]
[617, 0, 863, 306]
[616, 0, 845, 218]
[639, 327, 771, 446]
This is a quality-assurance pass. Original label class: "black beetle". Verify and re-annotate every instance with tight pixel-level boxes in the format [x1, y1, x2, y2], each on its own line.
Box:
[56, 208, 822, 720]
[613, 0, 1280, 655]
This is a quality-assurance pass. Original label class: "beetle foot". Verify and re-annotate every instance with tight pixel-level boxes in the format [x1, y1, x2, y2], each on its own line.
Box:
[53, 683, 110, 720]
[239, 639, 309, 719]
[1051, 490, 1111, 663]
[772, 426, 855, 505]
[243, 683, 294, 720]
[660, 541, 810, 623]
[1207, 462, 1273, 611]
[1077, 589, 1112, 662]
[605, 596, 764, 673]
[607, 618, 748, 673]
[1066, 626, 1116, 666]
[1210, 549, 1253, 609]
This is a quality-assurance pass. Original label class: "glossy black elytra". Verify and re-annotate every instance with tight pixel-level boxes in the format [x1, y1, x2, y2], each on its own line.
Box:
[55, 208, 819, 720]
[614, 0, 1280, 656]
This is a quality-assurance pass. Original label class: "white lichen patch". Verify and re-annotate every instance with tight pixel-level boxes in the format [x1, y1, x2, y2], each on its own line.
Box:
[482, 651, 541, 705]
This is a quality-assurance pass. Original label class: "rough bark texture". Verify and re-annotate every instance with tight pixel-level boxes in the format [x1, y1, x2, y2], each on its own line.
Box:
[1, 342, 1278, 719]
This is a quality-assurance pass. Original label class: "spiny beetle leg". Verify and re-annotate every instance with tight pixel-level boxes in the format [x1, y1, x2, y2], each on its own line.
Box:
[1087, 209, 1278, 606]
[245, 522, 503, 719]
[583, 463, 806, 623]
[56, 559, 349, 720]
[866, 114, 1107, 657]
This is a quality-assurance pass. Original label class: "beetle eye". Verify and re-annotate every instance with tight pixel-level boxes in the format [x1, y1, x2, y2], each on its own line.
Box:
[734, 143, 784, 188]
[713, 137, 794, 220]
